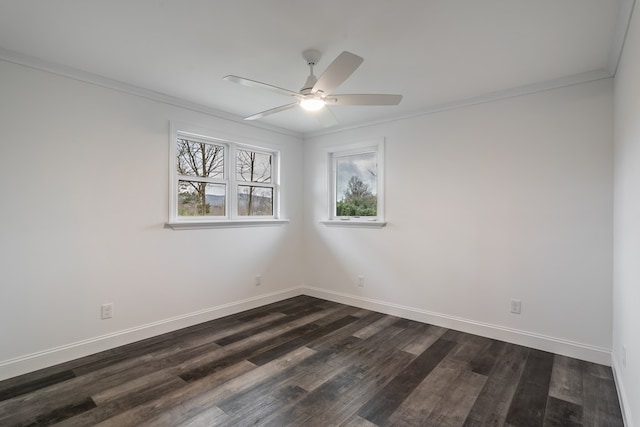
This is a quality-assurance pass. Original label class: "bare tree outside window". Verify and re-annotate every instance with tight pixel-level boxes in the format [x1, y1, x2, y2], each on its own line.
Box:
[177, 139, 225, 216]
[236, 149, 273, 216]
[170, 129, 280, 223]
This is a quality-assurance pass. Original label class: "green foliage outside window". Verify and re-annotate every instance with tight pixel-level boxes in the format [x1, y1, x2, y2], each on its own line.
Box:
[336, 176, 377, 216]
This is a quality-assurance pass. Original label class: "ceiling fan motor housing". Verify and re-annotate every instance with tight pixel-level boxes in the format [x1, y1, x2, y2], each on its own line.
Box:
[301, 75, 318, 94]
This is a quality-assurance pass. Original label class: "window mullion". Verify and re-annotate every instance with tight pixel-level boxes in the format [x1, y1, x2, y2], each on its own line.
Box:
[176, 174, 225, 185]
[228, 144, 237, 219]
[237, 182, 274, 189]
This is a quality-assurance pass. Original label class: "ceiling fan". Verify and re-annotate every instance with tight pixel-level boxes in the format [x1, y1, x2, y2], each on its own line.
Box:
[223, 49, 403, 127]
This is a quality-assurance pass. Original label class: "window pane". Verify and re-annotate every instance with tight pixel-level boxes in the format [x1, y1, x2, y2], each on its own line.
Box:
[177, 138, 224, 178]
[178, 180, 225, 216]
[335, 152, 377, 217]
[238, 185, 273, 216]
[236, 149, 272, 183]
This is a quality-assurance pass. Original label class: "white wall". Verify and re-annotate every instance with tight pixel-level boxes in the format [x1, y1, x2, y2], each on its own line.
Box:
[0, 60, 305, 380]
[613, 1, 640, 424]
[304, 79, 614, 364]
[0, 55, 618, 385]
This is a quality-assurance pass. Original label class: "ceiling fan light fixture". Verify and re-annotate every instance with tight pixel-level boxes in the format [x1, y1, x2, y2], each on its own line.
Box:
[225, 50, 402, 127]
[300, 98, 325, 111]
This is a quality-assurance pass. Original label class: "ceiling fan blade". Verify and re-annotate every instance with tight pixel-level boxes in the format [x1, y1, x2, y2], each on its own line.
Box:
[244, 102, 299, 121]
[312, 51, 364, 95]
[224, 75, 302, 99]
[314, 107, 338, 128]
[327, 94, 403, 106]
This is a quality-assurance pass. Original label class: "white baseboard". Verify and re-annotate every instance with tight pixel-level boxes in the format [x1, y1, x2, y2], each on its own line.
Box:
[0, 285, 614, 382]
[612, 358, 634, 427]
[302, 286, 612, 366]
[0, 287, 304, 382]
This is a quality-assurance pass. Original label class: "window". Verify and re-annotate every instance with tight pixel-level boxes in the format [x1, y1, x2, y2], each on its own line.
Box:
[177, 138, 226, 217]
[326, 139, 385, 227]
[236, 148, 274, 216]
[168, 124, 285, 228]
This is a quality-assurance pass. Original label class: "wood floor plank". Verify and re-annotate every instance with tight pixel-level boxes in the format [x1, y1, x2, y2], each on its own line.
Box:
[463, 343, 530, 426]
[91, 370, 185, 405]
[469, 339, 506, 376]
[548, 354, 584, 406]
[217, 318, 386, 423]
[26, 397, 97, 426]
[231, 295, 322, 322]
[68, 312, 244, 377]
[219, 320, 414, 426]
[0, 369, 76, 402]
[280, 348, 351, 392]
[387, 358, 468, 425]
[31, 316, 280, 425]
[172, 306, 342, 380]
[148, 312, 286, 369]
[352, 314, 400, 339]
[93, 360, 257, 427]
[445, 337, 493, 370]
[340, 414, 379, 427]
[0, 296, 625, 427]
[179, 323, 320, 382]
[213, 351, 347, 426]
[175, 404, 229, 427]
[247, 315, 359, 366]
[423, 369, 488, 426]
[389, 334, 488, 426]
[308, 323, 430, 425]
[356, 337, 457, 425]
[0, 354, 163, 426]
[229, 317, 422, 427]
[543, 396, 583, 427]
[311, 305, 361, 326]
[505, 348, 555, 427]
[306, 311, 386, 351]
[214, 309, 320, 346]
[263, 348, 413, 427]
[400, 323, 447, 356]
[218, 383, 307, 421]
[584, 361, 615, 380]
[56, 375, 188, 427]
[261, 365, 367, 427]
[128, 346, 316, 427]
[299, 351, 413, 427]
[582, 366, 624, 427]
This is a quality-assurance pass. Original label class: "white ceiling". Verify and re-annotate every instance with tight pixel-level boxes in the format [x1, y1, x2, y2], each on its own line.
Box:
[0, 1, 632, 136]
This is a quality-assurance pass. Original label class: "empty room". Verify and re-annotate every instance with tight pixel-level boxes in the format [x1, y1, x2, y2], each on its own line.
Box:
[0, 1, 637, 426]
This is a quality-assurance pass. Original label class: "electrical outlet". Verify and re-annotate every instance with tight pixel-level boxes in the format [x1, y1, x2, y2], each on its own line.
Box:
[357, 275, 365, 287]
[510, 299, 522, 314]
[255, 275, 261, 286]
[101, 303, 113, 320]
[623, 346, 627, 368]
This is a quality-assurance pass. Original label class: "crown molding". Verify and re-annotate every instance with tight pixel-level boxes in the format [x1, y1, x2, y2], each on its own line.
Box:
[1, 0, 633, 142]
[304, 69, 613, 139]
[0, 47, 303, 139]
[608, 0, 637, 75]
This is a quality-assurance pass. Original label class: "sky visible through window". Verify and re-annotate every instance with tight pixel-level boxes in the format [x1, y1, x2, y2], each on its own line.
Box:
[336, 152, 377, 202]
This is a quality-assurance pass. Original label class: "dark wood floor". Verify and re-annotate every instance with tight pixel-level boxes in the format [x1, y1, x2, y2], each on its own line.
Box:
[0, 296, 624, 426]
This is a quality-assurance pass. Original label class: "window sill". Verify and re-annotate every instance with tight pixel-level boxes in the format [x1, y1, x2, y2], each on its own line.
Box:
[165, 219, 290, 230]
[321, 220, 387, 229]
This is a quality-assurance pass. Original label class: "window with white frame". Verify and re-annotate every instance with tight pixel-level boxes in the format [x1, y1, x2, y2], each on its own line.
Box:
[168, 126, 281, 226]
[327, 139, 385, 226]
